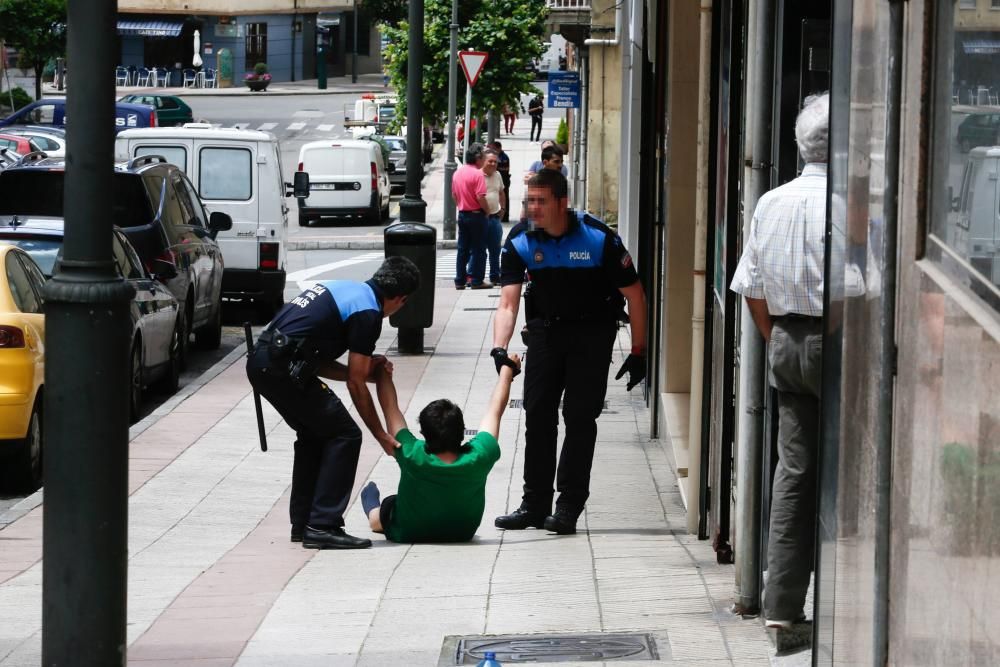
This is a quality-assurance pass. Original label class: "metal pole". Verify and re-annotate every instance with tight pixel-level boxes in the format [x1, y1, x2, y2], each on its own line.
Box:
[42, 0, 134, 663]
[463, 76, 472, 161]
[352, 0, 358, 84]
[442, 0, 459, 240]
[398, 0, 426, 224]
[734, 0, 774, 616]
[578, 48, 589, 210]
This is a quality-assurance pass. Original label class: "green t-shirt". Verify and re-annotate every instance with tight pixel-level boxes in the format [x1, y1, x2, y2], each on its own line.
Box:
[385, 428, 501, 543]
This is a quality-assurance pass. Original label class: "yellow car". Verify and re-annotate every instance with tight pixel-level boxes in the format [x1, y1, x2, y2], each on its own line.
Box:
[0, 243, 45, 492]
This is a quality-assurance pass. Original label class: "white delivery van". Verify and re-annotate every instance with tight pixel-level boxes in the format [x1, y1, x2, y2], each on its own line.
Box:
[296, 139, 391, 225]
[954, 146, 1000, 289]
[115, 126, 289, 313]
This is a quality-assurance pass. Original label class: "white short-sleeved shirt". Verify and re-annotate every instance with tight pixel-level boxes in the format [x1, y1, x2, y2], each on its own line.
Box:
[483, 171, 504, 215]
[730, 163, 827, 317]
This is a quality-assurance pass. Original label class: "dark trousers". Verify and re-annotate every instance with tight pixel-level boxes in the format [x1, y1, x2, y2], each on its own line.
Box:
[521, 320, 617, 515]
[764, 317, 822, 620]
[456, 210, 488, 286]
[246, 344, 363, 529]
[530, 115, 543, 141]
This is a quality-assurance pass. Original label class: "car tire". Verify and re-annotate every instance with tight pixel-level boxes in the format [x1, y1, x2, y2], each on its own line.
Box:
[381, 197, 391, 221]
[3, 399, 43, 493]
[367, 201, 381, 225]
[195, 300, 223, 350]
[129, 340, 143, 425]
[158, 317, 182, 394]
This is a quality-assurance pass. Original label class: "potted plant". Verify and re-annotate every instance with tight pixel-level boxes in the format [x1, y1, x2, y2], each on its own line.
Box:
[555, 118, 569, 153]
[244, 62, 271, 92]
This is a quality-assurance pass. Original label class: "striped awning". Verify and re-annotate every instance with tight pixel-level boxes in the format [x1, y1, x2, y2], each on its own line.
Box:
[117, 20, 183, 37]
[963, 39, 1000, 55]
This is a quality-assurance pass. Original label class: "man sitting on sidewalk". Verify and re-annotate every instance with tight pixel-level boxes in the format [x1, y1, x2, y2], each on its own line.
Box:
[359, 354, 522, 543]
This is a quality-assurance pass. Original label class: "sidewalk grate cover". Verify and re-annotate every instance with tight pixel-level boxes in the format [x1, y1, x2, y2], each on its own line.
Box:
[462, 307, 497, 311]
[442, 632, 659, 664]
[509, 399, 609, 410]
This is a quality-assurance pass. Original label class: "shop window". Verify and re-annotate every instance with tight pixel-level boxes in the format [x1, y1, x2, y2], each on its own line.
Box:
[928, 4, 1000, 312]
[245, 23, 268, 69]
[959, 0, 976, 8]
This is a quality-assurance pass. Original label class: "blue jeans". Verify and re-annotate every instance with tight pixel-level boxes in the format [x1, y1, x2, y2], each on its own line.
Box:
[468, 215, 503, 282]
[456, 210, 488, 286]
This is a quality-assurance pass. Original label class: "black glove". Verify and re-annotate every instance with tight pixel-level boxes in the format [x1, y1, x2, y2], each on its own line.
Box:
[615, 352, 646, 391]
[490, 347, 521, 377]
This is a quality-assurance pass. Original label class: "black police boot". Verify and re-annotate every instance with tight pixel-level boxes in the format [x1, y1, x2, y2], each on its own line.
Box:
[494, 507, 547, 530]
[302, 525, 372, 549]
[290, 524, 304, 543]
[543, 508, 579, 535]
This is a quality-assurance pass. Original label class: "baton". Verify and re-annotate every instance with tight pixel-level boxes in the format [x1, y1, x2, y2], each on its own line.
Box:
[244, 322, 268, 452]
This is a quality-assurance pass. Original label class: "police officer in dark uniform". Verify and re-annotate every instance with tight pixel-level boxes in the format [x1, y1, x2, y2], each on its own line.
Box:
[491, 169, 648, 535]
[246, 257, 421, 549]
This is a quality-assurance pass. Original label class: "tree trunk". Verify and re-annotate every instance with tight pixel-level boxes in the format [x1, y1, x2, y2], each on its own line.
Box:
[34, 61, 43, 101]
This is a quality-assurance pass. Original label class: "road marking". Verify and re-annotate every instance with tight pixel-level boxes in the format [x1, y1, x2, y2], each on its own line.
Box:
[287, 122, 307, 131]
[316, 124, 335, 132]
[287, 252, 384, 290]
[257, 122, 277, 131]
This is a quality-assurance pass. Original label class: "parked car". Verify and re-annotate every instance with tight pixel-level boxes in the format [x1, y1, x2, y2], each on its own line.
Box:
[956, 112, 1000, 153]
[0, 127, 66, 158]
[118, 94, 194, 127]
[0, 155, 230, 370]
[379, 135, 408, 191]
[0, 220, 182, 422]
[0, 98, 159, 133]
[116, 125, 289, 315]
[0, 148, 20, 170]
[296, 139, 391, 225]
[0, 133, 38, 156]
[0, 243, 45, 492]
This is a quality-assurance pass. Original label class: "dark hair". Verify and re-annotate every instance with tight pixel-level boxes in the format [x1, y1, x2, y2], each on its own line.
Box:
[483, 148, 499, 157]
[419, 399, 465, 455]
[371, 256, 420, 298]
[489, 140, 503, 149]
[541, 145, 564, 162]
[527, 168, 569, 200]
[465, 142, 485, 165]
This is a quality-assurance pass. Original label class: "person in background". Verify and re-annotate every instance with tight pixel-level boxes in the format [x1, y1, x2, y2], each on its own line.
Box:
[452, 142, 491, 289]
[481, 148, 506, 285]
[528, 93, 544, 141]
[489, 140, 512, 223]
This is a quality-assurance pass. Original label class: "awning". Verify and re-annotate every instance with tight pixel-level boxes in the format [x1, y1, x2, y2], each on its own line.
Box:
[963, 39, 1000, 55]
[117, 20, 183, 37]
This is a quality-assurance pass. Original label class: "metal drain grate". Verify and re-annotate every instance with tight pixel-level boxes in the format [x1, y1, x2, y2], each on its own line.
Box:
[508, 399, 610, 410]
[462, 307, 497, 311]
[443, 632, 660, 664]
[464, 429, 478, 436]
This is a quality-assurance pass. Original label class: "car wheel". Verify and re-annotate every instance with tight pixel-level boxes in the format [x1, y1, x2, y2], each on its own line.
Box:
[159, 317, 182, 394]
[367, 201, 381, 225]
[3, 400, 43, 493]
[129, 340, 143, 424]
[195, 300, 223, 350]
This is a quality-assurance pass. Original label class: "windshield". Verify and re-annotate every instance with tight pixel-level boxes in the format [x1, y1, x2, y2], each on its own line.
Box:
[0, 237, 62, 276]
[0, 171, 152, 227]
[384, 138, 406, 152]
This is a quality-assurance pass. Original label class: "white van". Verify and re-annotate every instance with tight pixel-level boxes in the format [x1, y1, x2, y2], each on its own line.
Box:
[296, 139, 391, 225]
[954, 146, 1000, 288]
[115, 126, 288, 313]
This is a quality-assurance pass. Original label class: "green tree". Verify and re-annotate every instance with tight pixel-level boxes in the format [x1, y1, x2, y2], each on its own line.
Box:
[0, 0, 66, 101]
[380, 0, 547, 129]
[361, 0, 407, 26]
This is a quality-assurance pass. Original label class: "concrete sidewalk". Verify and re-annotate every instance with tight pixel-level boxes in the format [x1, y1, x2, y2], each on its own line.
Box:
[0, 274, 791, 666]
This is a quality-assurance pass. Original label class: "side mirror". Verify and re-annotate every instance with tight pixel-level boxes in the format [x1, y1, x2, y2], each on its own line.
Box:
[209, 211, 233, 232]
[294, 171, 311, 198]
[151, 257, 178, 281]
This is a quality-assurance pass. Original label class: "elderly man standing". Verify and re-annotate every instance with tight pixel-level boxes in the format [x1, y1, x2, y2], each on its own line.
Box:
[453, 143, 491, 290]
[730, 93, 829, 630]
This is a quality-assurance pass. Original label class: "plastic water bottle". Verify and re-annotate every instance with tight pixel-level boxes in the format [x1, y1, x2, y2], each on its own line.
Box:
[475, 652, 501, 667]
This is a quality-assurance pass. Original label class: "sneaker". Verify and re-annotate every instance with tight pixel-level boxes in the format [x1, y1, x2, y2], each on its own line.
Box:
[495, 507, 547, 530]
[455, 284, 466, 290]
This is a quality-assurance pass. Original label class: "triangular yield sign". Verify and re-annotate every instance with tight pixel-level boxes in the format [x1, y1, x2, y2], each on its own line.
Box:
[459, 51, 489, 87]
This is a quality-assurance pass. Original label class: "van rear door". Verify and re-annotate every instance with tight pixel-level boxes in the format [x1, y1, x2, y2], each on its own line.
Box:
[303, 145, 371, 208]
[196, 143, 259, 275]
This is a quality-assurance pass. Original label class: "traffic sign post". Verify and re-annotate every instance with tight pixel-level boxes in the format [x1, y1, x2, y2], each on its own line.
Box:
[458, 50, 488, 159]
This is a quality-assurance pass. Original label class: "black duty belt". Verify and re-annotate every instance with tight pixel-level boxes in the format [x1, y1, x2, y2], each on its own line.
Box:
[257, 328, 304, 350]
[774, 313, 822, 324]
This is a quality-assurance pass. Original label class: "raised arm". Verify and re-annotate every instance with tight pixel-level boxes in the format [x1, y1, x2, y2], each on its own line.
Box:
[479, 354, 521, 438]
[346, 351, 398, 456]
[492, 283, 522, 351]
[375, 366, 408, 438]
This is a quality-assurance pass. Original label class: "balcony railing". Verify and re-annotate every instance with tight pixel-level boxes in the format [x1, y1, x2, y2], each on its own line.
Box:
[546, 0, 591, 10]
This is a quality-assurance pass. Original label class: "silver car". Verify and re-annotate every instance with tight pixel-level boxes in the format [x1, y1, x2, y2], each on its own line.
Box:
[381, 135, 407, 190]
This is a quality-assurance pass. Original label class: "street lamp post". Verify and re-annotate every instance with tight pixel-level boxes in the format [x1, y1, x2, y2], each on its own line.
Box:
[352, 0, 358, 84]
[442, 0, 459, 240]
[398, 0, 427, 224]
[42, 0, 134, 663]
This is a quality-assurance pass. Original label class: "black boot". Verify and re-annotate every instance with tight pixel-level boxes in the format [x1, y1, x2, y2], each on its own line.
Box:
[494, 507, 547, 530]
[302, 525, 372, 549]
[543, 508, 579, 535]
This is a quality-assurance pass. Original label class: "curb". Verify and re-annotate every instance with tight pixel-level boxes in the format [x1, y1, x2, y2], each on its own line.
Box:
[0, 342, 249, 529]
[287, 239, 459, 251]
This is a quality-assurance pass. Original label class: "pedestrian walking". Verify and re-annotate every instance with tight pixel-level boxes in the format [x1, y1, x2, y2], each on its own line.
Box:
[358, 353, 521, 543]
[491, 169, 648, 535]
[528, 93, 544, 141]
[503, 103, 518, 135]
[453, 142, 491, 289]
[521, 144, 566, 221]
[489, 140, 512, 222]
[729, 92, 829, 630]
[481, 148, 506, 284]
[245, 257, 421, 550]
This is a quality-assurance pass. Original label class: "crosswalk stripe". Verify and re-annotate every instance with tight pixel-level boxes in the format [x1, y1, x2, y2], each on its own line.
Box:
[287, 122, 307, 131]
[257, 122, 277, 131]
[316, 124, 335, 132]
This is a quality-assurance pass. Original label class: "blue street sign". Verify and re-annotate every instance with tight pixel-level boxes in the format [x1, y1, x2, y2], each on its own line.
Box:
[547, 71, 580, 109]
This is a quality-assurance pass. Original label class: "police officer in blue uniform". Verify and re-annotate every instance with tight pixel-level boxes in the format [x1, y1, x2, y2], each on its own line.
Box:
[246, 257, 421, 549]
[491, 169, 648, 535]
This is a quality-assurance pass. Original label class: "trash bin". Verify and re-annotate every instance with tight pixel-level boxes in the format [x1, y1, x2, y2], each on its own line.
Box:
[384, 222, 436, 353]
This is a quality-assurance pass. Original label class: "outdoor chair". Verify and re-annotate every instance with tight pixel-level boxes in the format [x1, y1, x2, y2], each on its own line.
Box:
[154, 67, 169, 87]
[182, 68, 198, 88]
[115, 66, 129, 87]
[136, 67, 154, 87]
[201, 68, 217, 89]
